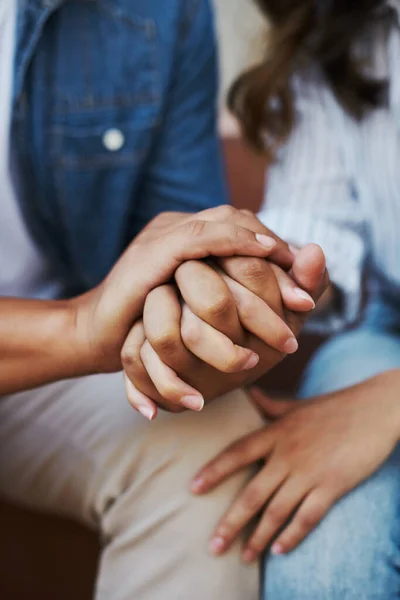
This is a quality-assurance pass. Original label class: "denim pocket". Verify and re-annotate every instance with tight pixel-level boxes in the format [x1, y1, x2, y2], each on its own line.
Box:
[51, 0, 160, 114]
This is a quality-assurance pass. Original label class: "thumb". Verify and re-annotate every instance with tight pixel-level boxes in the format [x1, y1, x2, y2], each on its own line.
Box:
[249, 387, 298, 419]
[291, 243, 328, 302]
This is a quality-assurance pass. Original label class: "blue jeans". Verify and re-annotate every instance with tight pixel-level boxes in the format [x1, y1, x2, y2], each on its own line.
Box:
[264, 297, 400, 599]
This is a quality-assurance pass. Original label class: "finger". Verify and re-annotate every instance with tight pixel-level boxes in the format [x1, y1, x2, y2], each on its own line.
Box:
[249, 388, 299, 420]
[209, 464, 287, 556]
[282, 244, 329, 336]
[219, 273, 299, 355]
[171, 220, 279, 263]
[181, 305, 260, 373]
[140, 340, 204, 412]
[191, 427, 274, 494]
[175, 261, 244, 343]
[121, 321, 163, 407]
[218, 256, 283, 316]
[143, 284, 199, 374]
[270, 265, 315, 312]
[242, 476, 309, 562]
[271, 488, 334, 555]
[290, 244, 328, 301]
[123, 372, 158, 421]
[197, 205, 294, 268]
[232, 209, 294, 269]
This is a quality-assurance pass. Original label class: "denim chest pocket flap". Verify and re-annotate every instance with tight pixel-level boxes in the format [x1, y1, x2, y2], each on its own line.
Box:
[49, 0, 161, 168]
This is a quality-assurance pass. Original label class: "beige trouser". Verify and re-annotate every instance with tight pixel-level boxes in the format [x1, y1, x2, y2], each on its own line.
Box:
[0, 373, 264, 600]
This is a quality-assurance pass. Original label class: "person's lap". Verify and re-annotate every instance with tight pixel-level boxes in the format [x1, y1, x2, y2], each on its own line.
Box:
[0, 374, 263, 600]
[264, 325, 400, 599]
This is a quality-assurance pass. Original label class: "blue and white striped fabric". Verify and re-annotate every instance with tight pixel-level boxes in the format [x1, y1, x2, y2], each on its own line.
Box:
[258, 0, 400, 331]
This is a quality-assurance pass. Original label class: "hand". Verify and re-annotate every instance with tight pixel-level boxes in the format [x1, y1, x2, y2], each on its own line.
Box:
[123, 241, 328, 417]
[72, 209, 281, 374]
[191, 371, 400, 561]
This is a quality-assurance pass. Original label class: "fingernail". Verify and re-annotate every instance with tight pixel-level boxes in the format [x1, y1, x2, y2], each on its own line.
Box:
[256, 234, 277, 249]
[271, 542, 284, 556]
[190, 477, 205, 493]
[283, 337, 299, 355]
[242, 549, 257, 563]
[210, 537, 226, 555]
[181, 395, 204, 412]
[294, 287, 315, 308]
[139, 405, 156, 421]
[243, 352, 260, 371]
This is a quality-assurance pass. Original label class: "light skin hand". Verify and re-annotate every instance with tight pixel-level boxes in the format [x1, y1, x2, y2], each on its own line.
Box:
[123, 242, 328, 418]
[191, 371, 400, 562]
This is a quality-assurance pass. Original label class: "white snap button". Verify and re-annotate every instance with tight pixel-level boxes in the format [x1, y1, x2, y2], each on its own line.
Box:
[102, 128, 125, 152]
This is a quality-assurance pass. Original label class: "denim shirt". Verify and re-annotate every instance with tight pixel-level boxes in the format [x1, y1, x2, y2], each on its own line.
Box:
[12, 0, 227, 295]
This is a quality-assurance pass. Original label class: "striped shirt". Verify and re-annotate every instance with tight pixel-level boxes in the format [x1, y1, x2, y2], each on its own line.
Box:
[258, 0, 400, 331]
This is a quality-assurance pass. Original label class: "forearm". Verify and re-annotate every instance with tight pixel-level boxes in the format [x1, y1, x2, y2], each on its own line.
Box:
[0, 297, 92, 395]
[368, 369, 400, 441]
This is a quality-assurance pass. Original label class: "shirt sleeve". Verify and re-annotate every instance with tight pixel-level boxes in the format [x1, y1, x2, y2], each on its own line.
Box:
[258, 81, 368, 332]
[132, 0, 228, 234]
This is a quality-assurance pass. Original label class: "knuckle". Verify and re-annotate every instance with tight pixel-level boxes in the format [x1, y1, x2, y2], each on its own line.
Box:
[150, 331, 180, 357]
[298, 509, 320, 530]
[157, 381, 179, 400]
[236, 258, 267, 282]
[220, 352, 242, 373]
[204, 292, 233, 320]
[214, 204, 236, 221]
[265, 505, 286, 525]
[121, 346, 141, 371]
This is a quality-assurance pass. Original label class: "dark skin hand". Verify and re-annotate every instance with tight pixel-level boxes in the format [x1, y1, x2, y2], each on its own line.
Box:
[191, 372, 400, 562]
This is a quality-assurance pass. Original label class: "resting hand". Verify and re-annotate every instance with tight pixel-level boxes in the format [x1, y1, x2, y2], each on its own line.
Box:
[191, 372, 400, 561]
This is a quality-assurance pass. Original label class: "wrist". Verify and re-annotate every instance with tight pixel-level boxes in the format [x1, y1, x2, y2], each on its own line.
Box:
[362, 370, 400, 444]
[66, 293, 100, 377]
[381, 370, 400, 442]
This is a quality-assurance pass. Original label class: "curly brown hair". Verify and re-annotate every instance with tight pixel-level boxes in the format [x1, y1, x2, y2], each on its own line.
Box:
[229, 0, 388, 161]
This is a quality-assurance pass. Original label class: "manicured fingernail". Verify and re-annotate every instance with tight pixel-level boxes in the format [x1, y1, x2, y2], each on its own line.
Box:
[190, 477, 205, 493]
[242, 549, 257, 563]
[271, 542, 284, 555]
[210, 537, 226, 555]
[243, 352, 260, 371]
[256, 234, 277, 249]
[283, 337, 299, 355]
[181, 395, 204, 412]
[139, 405, 156, 421]
[294, 287, 315, 308]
